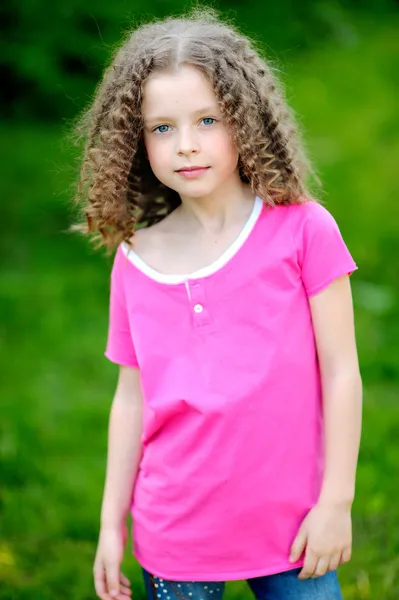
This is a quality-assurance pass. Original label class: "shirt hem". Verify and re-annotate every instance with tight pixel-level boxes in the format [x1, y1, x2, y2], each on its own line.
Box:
[133, 550, 305, 582]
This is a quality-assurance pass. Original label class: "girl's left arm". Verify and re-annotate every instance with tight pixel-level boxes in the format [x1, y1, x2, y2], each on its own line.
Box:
[311, 273, 363, 507]
[290, 273, 363, 578]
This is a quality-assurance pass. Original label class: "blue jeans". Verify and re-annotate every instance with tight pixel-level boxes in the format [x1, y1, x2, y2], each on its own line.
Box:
[142, 567, 343, 599]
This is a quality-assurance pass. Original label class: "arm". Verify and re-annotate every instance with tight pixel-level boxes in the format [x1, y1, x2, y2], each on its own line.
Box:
[94, 365, 143, 599]
[290, 274, 363, 578]
[311, 274, 363, 507]
[100, 365, 144, 528]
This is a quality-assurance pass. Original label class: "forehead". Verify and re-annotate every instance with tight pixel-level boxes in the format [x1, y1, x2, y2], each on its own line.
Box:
[142, 64, 218, 118]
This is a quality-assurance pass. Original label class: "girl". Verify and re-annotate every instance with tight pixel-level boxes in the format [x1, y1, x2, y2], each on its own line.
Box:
[71, 7, 362, 600]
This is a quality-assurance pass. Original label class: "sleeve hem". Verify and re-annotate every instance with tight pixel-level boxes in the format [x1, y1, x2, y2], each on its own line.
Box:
[104, 350, 140, 369]
[306, 264, 358, 297]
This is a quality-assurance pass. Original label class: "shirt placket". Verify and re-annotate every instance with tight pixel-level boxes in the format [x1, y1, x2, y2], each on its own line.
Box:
[185, 280, 211, 328]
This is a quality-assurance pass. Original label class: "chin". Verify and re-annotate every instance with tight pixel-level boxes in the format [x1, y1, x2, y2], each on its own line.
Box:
[177, 186, 216, 199]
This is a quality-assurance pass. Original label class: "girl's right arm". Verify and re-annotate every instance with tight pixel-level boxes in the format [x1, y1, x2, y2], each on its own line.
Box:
[94, 365, 143, 600]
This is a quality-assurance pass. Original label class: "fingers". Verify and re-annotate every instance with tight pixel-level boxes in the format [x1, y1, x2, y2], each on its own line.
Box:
[313, 556, 329, 578]
[118, 573, 132, 597]
[94, 563, 132, 600]
[289, 527, 307, 563]
[340, 546, 352, 564]
[298, 549, 318, 579]
[299, 547, 352, 580]
[106, 562, 122, 597]
[94, 562, 108, 598]
[119, 585, 132, 596]
[120, 573, 131, 587]
[328, 552, 342, 573]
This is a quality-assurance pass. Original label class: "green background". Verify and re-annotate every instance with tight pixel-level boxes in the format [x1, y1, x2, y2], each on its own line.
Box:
[1, 1, 399, 598]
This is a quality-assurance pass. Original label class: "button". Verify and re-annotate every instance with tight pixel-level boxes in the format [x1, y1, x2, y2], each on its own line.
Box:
[193, 304, 203, 313]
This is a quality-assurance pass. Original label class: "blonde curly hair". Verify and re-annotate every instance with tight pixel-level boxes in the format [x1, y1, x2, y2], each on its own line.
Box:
[70, 6, 320, 250]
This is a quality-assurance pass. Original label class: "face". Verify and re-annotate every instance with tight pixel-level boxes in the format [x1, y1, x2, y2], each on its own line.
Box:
[141, 64, 240, 201]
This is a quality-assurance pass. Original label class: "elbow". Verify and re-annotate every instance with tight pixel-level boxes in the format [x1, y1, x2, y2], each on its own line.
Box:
[323, 365, 363, 395]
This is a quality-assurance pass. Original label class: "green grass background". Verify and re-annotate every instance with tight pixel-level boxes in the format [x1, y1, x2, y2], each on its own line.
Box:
[1, 2, 398, 598]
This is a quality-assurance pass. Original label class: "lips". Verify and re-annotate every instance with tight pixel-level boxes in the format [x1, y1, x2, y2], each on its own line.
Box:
[177, 166, 208, 172]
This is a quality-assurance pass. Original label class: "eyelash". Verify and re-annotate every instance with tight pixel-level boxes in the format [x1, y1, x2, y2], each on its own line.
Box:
[152, 117, 217, 134]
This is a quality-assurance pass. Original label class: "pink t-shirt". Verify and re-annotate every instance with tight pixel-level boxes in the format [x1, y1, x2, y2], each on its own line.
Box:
[105, 197, 358, 582]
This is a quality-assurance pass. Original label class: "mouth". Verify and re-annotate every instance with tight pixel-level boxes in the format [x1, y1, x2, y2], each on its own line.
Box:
[176, 166, 210, 179]
[176, 166, 209, 172]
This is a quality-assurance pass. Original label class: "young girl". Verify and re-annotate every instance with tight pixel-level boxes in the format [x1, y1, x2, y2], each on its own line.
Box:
[72, 7, 362, 600]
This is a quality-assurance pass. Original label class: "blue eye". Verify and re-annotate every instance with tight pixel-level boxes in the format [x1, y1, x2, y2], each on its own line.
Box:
[201, 117, 216, 126]
[153, 124, 170, 134]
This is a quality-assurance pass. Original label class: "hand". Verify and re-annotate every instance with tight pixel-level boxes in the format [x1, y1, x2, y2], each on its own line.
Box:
[289, 501, 352, 579]
[93, 522, 132, 599]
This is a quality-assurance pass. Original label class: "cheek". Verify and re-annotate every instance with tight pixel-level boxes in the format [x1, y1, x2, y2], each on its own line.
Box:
[212, 131, 239, 166]
[144, 138, 168, 173]
[212, 126, 237, 152]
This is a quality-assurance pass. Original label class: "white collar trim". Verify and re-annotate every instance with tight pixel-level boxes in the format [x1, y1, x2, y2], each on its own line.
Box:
[121, 195, 264, 285]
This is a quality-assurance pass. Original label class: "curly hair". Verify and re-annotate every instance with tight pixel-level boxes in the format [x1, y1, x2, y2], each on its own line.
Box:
[69, 6, 321, 250]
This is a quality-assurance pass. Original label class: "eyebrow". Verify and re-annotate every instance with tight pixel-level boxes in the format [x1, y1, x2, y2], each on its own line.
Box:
[144, 106, 219, 124]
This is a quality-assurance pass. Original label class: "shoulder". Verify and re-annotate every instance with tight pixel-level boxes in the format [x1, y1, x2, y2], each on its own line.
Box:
[270, 199, 336, 226]
[129, 222, 162, 255]
[263, 200, 350, 275]
[131, 213, 171, 244]
[124, 209, 180, 263]
[295, 200, 339, 227]
[269, 199, 341, 241]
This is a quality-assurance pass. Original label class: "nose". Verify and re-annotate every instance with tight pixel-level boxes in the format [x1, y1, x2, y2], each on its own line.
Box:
[176, 127, 200, 157]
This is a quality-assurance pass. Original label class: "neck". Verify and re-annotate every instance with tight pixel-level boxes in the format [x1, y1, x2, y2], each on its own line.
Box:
[176, 179, 256, 234]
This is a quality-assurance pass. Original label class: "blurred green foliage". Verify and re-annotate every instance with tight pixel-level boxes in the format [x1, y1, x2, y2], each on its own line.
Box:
[1, 1, 399, 599]
[1, 0, 398, 120]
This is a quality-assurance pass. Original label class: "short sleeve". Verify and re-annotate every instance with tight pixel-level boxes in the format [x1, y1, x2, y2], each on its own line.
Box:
[104, 245, 139, 368]
[296, 202, 358, 297]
